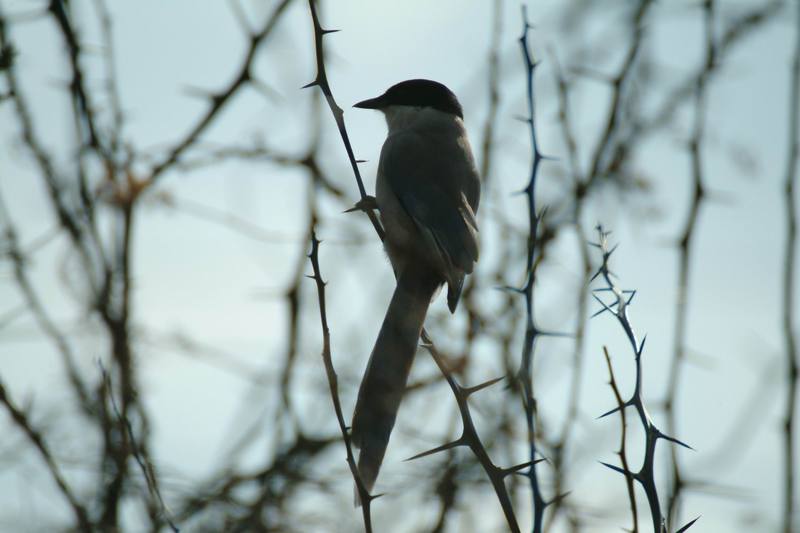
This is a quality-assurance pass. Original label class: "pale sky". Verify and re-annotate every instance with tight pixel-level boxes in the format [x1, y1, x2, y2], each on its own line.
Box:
[0, 0, 797, 531]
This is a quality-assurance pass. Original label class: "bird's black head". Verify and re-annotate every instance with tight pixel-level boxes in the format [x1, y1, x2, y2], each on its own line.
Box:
[354, 79, 463, 119]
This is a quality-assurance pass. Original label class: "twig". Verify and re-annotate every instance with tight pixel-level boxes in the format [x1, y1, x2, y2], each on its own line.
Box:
[603, 346, 638, 532]
[415, 332, 525, 533]
[591, 225, 697, 533]
[0, 193, 92, 413]
[303, 0, 384, 240]
[0, 379, 92, 531]
[546, 46, 593, 532]
[665, 0, 714, 523]
[148, 0, 293, 185]
[307, 232, 373, 532]
[100, 364, 180, 532]
[780, 2, 800, 532]
[516, 7, 556, 532]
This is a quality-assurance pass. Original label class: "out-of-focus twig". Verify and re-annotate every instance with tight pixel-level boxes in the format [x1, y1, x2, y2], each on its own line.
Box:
[665, 0, 715, 524]
[100, 364, 179, 532]
[781, 2, 800, 532]
[148, 0, 293, 185]
[0, 193, 92, 414]
[0, 379, 92, 532]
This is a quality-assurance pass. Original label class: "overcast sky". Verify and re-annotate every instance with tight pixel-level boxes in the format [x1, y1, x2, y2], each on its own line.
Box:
[0, 1, 798, 531]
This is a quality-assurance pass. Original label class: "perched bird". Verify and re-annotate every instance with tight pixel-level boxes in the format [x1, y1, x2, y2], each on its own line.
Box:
[350, 79, 481, 494]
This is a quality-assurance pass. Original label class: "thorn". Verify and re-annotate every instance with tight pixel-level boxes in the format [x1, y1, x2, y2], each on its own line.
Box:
[599, 461, 633, 478]
[657, 431, 695, 451]
[320, 28, 340, 35]
[513, 114, 532, 124]
[464, 376, 505, 396]
[625, 289, 637, 305]
[676, 516, 701, 532]
[597, 404, 623, 419]
[591, 293, 616, 318]
[355, 159, 367, 164]
[343, 195, 378, 214]
[301, 80, 319, 90]
[500, 458, 546, 477]
[405, 438, 464, 461]
[637, 335, 647, 355]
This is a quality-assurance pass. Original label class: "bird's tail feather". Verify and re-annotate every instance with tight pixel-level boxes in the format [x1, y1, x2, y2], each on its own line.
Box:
[351, 270, 438, 497]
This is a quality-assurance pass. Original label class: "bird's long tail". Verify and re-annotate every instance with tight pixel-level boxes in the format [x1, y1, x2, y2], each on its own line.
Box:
[351, 269, 438, 495]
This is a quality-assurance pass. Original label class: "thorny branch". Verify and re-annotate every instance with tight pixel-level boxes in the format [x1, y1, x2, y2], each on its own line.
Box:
[0, 0, 791, 531]
[602, 346, 638, 532]
[307, 232, 374, 532]
[0, 380, 92, 531]
[515, 7, 558, 533]
[592, 225, 697, 533]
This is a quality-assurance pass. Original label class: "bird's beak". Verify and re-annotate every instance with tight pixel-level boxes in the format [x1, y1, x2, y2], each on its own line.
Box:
[353, 94, 385, 110]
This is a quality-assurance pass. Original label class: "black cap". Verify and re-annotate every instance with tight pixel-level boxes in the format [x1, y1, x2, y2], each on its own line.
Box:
[354, 79, 463, 118]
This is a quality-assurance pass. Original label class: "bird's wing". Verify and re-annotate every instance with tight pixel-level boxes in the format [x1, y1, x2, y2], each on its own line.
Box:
[380, 131, 480, 280]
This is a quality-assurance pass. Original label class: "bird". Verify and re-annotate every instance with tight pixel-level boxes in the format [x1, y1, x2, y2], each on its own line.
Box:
[350, 79, 481, 495]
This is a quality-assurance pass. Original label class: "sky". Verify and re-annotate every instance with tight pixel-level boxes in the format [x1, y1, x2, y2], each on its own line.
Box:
[0, 0, 798, 531]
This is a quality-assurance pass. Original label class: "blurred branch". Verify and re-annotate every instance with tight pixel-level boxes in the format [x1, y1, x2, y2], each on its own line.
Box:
[100, 364, 179, 532]
[148, 0, 293, 185]
[0, 7, 100, 287]
[545, 46, 593, 533]
[479, 0, 503, 188]
[643, 1, 783, 136]
[0, 379, 92, 531]
[0, 193, 92, 414]
[47, 0, 108, 158]
[781, 2, 800, 532]
[665, 0, 714, 524]
[584, 0, 652, 190]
